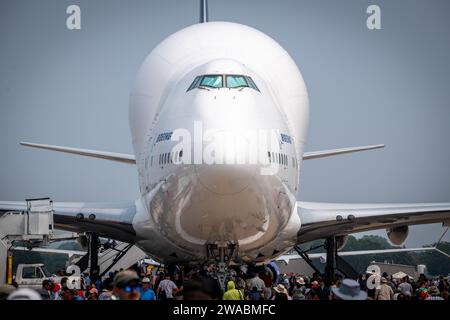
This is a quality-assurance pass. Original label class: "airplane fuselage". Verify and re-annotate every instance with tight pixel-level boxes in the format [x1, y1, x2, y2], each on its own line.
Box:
[129, 22, 309, 264]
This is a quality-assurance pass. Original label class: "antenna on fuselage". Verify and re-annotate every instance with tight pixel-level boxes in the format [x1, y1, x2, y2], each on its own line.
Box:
[200, 0, 209, 23]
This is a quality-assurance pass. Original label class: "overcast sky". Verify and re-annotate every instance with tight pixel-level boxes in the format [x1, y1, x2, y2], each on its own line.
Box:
[0, 0, 449, 247]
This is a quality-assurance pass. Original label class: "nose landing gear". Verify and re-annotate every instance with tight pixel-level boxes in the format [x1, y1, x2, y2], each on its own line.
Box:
[206, 243, 238, 291]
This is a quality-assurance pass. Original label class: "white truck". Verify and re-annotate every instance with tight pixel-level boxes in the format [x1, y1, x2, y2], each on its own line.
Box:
[14, 263, 81, 289]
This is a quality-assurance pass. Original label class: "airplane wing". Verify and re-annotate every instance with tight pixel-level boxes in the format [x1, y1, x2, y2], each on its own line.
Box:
[277, 247, 439, 264]
[0, 201, 138, 243]
[11, 246, 87, 257]
[303, 144, 384, 160]
[297, 201, 450, 243]
[20, 142, 136, 164]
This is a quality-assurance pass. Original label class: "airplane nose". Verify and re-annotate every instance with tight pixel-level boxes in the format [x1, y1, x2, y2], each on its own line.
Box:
[195, 164, 257, 195]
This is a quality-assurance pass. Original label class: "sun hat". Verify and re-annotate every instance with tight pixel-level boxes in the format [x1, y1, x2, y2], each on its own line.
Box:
[273, 284, 288, 295]
[7, 288, 42, 300]
[331, 279, 367, 300]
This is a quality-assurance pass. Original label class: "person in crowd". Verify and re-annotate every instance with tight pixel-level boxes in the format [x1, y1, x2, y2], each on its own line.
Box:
[416, 281, 429, 300]
[247, 286, 263, 300]
[398, 276, 413, 297]
[38, 279, 52, 300]
[60, 287, 75, 301]
[223, 280, 243, 300]
[320, 279, 332, 300]
[357, 274, 366, 291]
[60, 277, 69, 290]
[425, 285, 444, 300]
[235, 276, 247, 298]
[173, 272, 184, 300]
[157, 273, 178, 300]
[291, 279, 306, 300]
[140, 277, 156, 300]
[375, 277, 394, 300]
[99, 279, 114, 300]
[49, 278, 61, 300]
[86, 287, 99, 300]
[261, 269, 272, 289]
[83, 272, 91, 288]
[183, 275, 222, 300]
[154, 271, 166, 289]
[272, 284, 290, 300]
[246, 271, 266, 295]
[331, 279, 368, 300]
[112, 270, 141, 300]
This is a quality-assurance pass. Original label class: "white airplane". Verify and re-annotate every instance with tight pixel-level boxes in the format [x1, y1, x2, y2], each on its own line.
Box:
[1, 1, 449, 278]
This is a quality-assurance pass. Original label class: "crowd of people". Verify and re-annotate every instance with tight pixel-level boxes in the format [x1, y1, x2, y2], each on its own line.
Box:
[1, 263, 449, 301]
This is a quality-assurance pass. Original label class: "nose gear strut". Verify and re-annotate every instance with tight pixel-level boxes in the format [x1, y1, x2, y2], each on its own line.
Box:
[206, 242, 238, 291]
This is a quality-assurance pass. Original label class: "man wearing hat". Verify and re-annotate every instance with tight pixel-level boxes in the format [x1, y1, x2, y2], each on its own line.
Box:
[112, 270, 142, 300]
[425, 286, 444, 300]
[331, 279, 368, 300]
[140, 277, 156, 300]
[291, 279, 306, 300]
[375, 277, 394, 300]
[272, 284, 291, 300]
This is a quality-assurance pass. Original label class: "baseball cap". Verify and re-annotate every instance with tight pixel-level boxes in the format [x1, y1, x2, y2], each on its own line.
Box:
[113, 270, 140, 287]
[141, 277, 151, 284]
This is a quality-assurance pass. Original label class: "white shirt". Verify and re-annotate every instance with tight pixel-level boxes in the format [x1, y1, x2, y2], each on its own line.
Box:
[158, 279, 177, 298]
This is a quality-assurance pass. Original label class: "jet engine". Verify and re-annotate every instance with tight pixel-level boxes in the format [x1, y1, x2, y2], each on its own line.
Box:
[336, 235, 349, 251]
[386, 226, 409, 245]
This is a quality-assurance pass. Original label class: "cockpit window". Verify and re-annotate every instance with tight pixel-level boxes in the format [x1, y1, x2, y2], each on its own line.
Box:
[187, 74, 260, 92]
[187, 76, 202, 91]
[226, 75, 248, 88]
[200, 75, 223, 88]
[246, 76, 260, 91]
